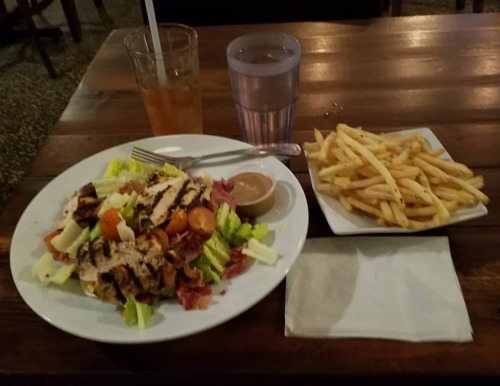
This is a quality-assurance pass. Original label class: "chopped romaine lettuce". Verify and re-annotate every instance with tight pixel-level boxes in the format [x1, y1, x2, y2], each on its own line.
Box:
[251, 223, 268, 241]
[97, 191, 130, 217]
[162, 163, 187, 177]
[216, 202, 269, 245]
[232, 222, 253, 245]
[121, 190, 138, 226]
[127, 158, 145, 174]
[216, 202, 230, 226]
[192, 255, 221, 284]
[93, 177, 127, 198]
[242, 237, 278, 265]
[103, 158, 125, 178]
[123, 297, 154, 329]
[201, 230, 231, 273]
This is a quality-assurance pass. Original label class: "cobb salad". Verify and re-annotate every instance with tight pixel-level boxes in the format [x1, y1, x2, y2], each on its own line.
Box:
[31, 158, 278, 329]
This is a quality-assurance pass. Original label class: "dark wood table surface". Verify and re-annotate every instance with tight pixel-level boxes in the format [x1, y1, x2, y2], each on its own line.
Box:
[1, 12, 500, 385]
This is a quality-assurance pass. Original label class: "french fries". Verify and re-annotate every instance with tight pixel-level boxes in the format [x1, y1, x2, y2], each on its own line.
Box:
[304, 123, 489, 230]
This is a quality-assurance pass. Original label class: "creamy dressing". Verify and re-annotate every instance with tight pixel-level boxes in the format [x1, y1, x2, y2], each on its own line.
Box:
[229, 172, 273, 204]
[228, 171, 275, 217]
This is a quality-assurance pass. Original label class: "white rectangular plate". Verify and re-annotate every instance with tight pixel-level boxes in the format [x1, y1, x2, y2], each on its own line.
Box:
[306, 127, 488, 235]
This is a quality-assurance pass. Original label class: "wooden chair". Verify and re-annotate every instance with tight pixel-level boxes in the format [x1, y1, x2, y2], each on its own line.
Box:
[13, 0, 82, 78]
[5, 0, 103, 78]
[389, 0, 486, 16]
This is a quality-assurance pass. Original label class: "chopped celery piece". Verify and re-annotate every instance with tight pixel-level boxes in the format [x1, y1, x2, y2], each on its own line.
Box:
[202, 247, 225, 273]
[217, 202, 269, 245]
[88, 222, 101, 241]
[50, 264, 77, 285]
[31, 252, 54, 284]
[216, 202, 230, 231]
[217, 202, 241, 240]
[232, 222, 253, 245]
[50, 219, 85, 253]
[31, 252, 76, 285]
[242, 237, 278, 265]
[66, 227, 90, 258]
[251, 223, 268, 241]
[203, 230, 231, 267]
[221, 209, 241, 240]
[192, 255, 222, 284]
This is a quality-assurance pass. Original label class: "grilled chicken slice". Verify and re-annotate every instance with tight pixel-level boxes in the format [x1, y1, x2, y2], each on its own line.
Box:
[72, 183, 101, 228]
[56, 182, 102, 229]
[135, 175, 212, 231]
[76, 233, 179, 305]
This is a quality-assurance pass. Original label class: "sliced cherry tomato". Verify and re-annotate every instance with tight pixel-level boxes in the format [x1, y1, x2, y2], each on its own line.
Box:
[99, 207, 122, 241]
[164, 209, 188, 235]
[150, 228, 170, 252]
[45, 229, 62, 254]
[187, 206, 217, 236]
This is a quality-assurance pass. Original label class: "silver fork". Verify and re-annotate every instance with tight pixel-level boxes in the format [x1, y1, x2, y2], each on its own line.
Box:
[130, 143, 302, 170]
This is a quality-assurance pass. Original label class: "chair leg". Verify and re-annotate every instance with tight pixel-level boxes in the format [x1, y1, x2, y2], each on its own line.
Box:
[60, 0, 81, 43]
[456, 0, 466, 10]
[472, 0, 484, 13]
[16, 0, 57, 78]
[392, 0, 402, 16]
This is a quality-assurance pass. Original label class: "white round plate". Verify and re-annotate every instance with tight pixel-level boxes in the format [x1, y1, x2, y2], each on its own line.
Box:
[10, 134, 309, 343]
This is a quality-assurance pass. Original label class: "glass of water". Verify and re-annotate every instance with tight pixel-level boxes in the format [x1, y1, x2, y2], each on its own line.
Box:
[226, 32, 301, 147]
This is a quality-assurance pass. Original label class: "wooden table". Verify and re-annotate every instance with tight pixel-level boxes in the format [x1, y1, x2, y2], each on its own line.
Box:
[1, 12, 500, 384]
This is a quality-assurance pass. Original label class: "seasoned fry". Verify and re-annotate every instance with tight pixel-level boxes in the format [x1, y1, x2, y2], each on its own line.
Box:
[337, 130, 405, 208]
[417, 152, 473, 178]
[304, 124, 490, 230]
[313, 128, 325, 146]
[380, 200, 395, 223]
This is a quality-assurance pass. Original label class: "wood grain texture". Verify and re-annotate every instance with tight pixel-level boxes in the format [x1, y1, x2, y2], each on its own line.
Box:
[1, 12, 500, 384]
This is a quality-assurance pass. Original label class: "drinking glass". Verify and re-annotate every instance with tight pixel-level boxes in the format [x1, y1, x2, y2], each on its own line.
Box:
[226, 32, 301, 146]
[124, 23, 203, 136]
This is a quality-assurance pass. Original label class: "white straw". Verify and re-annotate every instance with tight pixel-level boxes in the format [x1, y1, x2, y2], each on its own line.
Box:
[145, 0, 167, 86]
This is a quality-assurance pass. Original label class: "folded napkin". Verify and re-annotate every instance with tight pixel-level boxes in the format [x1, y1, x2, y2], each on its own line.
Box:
[285, 236, 473, 342]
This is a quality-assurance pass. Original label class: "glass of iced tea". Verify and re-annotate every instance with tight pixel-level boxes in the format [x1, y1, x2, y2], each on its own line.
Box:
[124, 23, 203, 136]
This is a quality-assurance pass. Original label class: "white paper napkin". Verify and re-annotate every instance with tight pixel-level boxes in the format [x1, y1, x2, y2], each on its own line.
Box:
[285, 236, 473, 342]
